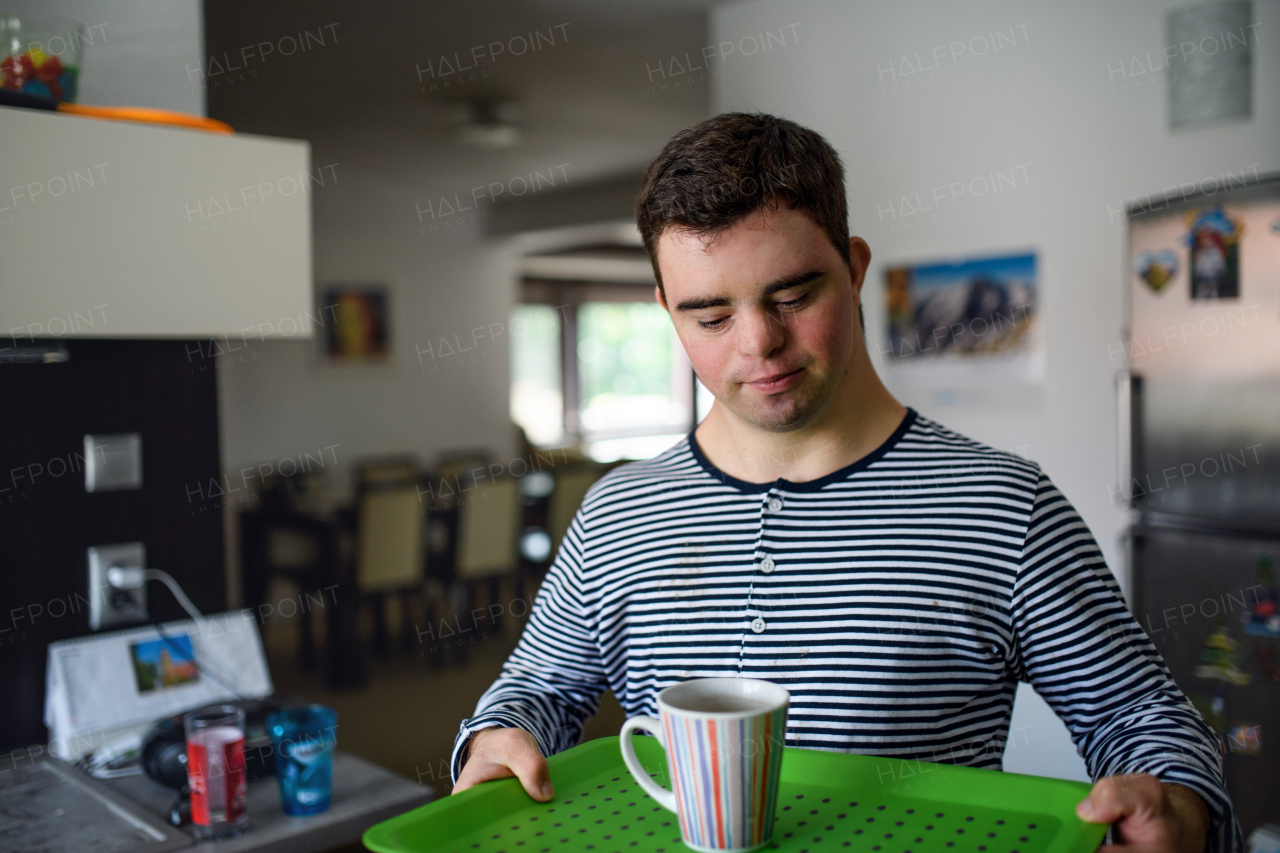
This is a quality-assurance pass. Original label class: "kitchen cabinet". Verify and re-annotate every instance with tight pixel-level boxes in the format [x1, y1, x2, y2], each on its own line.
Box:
[0, 106, 313, 339]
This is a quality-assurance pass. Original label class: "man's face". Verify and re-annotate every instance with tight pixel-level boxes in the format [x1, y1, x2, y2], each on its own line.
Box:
[655, 204, 864, 433]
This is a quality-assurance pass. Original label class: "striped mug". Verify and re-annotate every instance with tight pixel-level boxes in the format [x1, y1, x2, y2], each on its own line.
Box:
[619, 678, 790, 853]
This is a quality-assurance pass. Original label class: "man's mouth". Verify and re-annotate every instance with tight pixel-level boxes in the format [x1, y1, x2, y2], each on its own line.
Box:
[743, 367, 804, 393]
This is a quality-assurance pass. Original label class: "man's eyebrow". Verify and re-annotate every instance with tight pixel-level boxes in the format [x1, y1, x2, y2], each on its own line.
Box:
[674, 270, 824, 312]
[762, 269, 823, 296]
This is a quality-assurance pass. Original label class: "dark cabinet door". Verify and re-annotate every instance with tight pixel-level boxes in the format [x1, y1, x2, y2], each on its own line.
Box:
[0, 340, 224, 751]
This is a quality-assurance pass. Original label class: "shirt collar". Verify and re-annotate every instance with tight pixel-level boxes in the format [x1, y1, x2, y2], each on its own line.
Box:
[684, 407, 918, 494]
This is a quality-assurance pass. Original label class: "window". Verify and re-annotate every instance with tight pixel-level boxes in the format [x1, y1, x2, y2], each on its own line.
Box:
[509, 304, 564, 447]
[510, 280, 696, 462]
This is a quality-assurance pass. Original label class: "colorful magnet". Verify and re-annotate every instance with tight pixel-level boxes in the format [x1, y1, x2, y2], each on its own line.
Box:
[1190, 688, 1227, 736]
[1135, 250, 1179, 293]
[1227, 724, 1262, 755]
[1184, 207, 1243, 300]
[1244, 556, 1280, 638]
[1252, 644, 1280, 682]
[1194, 625, 1251, 686]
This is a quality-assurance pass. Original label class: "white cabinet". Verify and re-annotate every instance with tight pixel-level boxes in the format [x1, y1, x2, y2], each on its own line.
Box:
[0, 107, 313, 339]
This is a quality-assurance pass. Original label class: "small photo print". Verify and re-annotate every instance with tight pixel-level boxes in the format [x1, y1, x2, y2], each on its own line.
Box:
[322, 285, 390, 362]
[130, 634, 200, 694]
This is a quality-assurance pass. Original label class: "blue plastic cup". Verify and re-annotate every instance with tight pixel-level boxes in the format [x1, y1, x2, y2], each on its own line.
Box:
[266, 705, 337, 816]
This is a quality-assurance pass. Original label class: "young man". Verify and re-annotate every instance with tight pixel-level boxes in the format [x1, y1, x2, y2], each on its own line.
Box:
[452, 113, 1239, 853]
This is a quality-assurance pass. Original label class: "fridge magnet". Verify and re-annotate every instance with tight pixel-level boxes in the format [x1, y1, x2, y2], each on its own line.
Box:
[1134, 250, 1179, 293]
[1252, 644, 1280, 682]
[1190, 689, 1227, 736]
[321, 285, 390, 363]
[884, 252, 1037, 361]
[1184, 207, 1243, 300]
[1194, 625, 1251, 686]
[1243, 556, 1279, 637]
[1227, 723, 1262, 756]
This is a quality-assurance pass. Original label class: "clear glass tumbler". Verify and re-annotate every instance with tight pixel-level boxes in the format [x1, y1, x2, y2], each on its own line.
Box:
[266, 705, 337, 816]
[184, 704, 249, 840]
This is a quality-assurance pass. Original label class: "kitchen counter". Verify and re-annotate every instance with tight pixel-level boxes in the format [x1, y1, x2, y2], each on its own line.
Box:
[102, 751, 432, 853]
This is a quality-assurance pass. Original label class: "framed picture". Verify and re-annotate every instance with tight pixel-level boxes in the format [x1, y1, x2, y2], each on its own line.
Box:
[882, 251, 1042, 402]
[321, 285, 390, 363]
[885, 252, 1037, 361]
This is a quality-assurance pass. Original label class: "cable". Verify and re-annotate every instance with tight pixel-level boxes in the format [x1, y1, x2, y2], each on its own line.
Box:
[144, 569, 205, 623]
[108, 566, 205, 623]
[151, 619, 248, 701]
[79, 732, 144, 778]
[108, 567, 249, 700]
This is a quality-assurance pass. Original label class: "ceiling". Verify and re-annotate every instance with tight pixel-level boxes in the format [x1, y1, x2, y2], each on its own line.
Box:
[204, 0, 715, 240]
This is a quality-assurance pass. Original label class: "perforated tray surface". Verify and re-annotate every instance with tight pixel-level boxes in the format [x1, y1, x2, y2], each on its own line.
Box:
[363, 737, 1106, 853]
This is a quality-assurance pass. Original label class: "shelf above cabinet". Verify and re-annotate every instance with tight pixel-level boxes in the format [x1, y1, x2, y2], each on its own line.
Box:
[0, 106, 314, 339]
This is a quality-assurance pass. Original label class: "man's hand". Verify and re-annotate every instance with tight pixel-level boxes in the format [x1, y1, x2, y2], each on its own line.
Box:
[452, 727, 554, 802]
[1076, 774, 1210, 853]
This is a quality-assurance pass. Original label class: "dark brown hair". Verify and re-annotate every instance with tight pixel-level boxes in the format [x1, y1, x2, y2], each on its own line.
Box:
[635, 112, 850, 290]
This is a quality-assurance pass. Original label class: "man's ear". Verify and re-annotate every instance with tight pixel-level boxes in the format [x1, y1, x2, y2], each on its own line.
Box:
[848, 237, 872, 293]
[848, 238, 871, 340]
[655, 284, 669, 312]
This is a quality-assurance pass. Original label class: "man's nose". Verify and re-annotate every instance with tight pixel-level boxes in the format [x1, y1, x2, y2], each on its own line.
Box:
[737, 307, 786, 359]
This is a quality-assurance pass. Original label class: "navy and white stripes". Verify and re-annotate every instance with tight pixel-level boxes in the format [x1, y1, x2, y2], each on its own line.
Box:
[454, 410, 1241, 853]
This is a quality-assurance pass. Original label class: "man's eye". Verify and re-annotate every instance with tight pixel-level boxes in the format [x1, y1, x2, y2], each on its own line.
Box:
[697, 317, 727, 330]
[777, 293, 809, 309]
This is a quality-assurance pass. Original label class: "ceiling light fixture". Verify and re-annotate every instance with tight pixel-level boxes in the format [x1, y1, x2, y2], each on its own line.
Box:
[451, 97, 521, 149]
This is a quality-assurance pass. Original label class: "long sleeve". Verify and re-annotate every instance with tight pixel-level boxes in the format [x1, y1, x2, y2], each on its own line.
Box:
[450, 510, 609, 782]
[1011, 473, 1242, 853]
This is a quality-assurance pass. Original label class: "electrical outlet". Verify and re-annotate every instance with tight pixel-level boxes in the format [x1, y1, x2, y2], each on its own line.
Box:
[88, 542, 147, 630]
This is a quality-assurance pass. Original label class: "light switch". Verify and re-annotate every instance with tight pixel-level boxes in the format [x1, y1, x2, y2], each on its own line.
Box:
[84, 433, 142, 492]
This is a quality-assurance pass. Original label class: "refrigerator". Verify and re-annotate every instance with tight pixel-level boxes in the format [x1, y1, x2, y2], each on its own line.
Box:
[1124, 175, 1280, 837]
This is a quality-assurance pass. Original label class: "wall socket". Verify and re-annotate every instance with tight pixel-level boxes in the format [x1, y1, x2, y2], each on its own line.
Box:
[88, 542, 147, 630]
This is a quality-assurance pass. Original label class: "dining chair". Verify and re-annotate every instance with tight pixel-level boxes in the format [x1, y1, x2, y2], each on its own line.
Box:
[353, 457, 424, 658]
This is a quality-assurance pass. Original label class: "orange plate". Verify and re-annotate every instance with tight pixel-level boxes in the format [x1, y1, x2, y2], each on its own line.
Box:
[57, 103, 234, 134]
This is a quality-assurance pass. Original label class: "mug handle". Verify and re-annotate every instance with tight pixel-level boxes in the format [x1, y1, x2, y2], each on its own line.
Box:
[619, 716, 677, 812]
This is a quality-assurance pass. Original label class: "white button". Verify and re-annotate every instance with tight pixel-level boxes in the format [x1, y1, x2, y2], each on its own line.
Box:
[750, 617, 766, 634]
[759, 556, 775, 574]
[767, 497, 783, 512]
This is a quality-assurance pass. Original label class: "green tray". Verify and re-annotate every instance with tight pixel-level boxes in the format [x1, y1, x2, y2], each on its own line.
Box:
[364, 736, 1106, 853]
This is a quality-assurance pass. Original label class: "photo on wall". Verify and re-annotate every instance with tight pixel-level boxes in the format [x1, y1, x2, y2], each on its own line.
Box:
[321, 285, 391, 362]
[884, 251, 1038, 362]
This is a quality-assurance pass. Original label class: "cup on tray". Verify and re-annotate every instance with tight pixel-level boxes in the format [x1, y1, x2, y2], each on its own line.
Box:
[619, 678, 790, 853]
[266, 704, 338, 816]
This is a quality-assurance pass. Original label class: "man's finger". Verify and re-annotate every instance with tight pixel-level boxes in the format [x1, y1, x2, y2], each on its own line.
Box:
[1077, 773, 1162, 824]
[507, 736, 554, 802]
[453, 758, 514, 794]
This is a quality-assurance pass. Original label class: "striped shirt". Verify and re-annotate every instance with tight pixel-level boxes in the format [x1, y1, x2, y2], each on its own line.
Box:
[454, 410, 1240, 853]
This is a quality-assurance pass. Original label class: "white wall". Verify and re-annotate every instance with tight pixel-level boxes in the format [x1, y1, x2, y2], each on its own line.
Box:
[5, 0, 204, 115]
[216, 229, 520, 499]
[213, 217, 522, 607]
[710, 0, 1278, 782]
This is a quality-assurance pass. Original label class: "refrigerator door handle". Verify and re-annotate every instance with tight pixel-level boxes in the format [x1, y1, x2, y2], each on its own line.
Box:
[1115, 370, 1131, 509]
